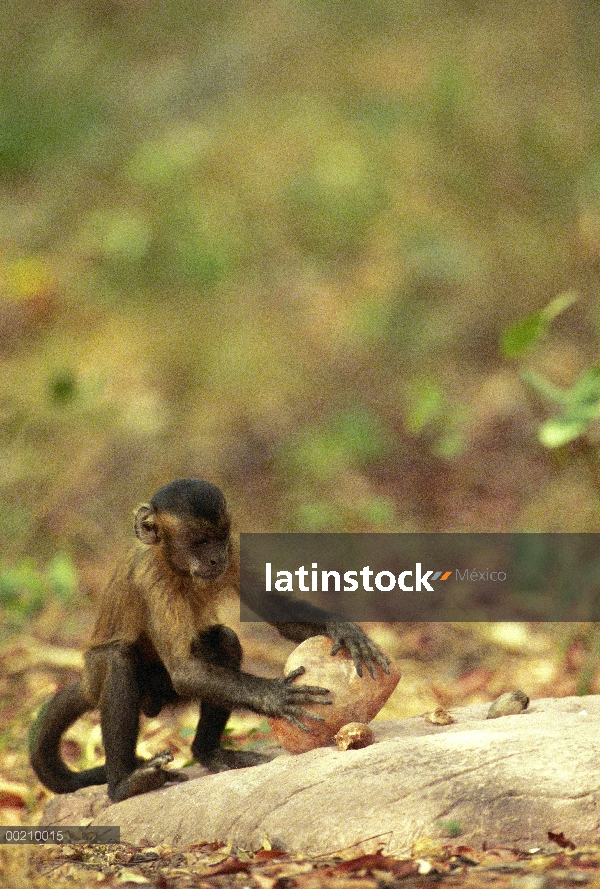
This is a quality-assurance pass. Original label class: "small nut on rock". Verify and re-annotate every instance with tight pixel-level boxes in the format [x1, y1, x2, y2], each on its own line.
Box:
[425, 707, 455, 725]
[270, 636, 400, 753]
[487, 690, 529, 719]
[334, 722, 374, 751]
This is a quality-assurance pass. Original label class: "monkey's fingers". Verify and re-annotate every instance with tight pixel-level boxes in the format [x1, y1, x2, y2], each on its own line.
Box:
[284, 666, 306, 683]
[284, 713, 311, 732]
[373, 646, 391, 674]
[359, 648, 391, 679]
[351, 642, 381, 679]
[291, 683, 331, 695]
[165, 769, 189, 784]
[363, 643, 391, 678]
[148, 750, 174, 768]
[287, 684, 332, 704]
[344, 641, 365, 677]
[283, 707, 327, 732]
[346, 640, 391, 679]
[330, 637, 369, 676]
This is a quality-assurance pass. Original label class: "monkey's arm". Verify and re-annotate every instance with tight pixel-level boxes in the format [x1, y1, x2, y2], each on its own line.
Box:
[146, 594, 331, 731]
[239, 547, 390, 679]
[171, 658, 330, 731]
[240, 585, 391, 679]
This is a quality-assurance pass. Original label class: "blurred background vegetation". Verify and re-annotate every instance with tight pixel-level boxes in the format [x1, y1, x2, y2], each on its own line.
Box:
[3, 0, 600, 819]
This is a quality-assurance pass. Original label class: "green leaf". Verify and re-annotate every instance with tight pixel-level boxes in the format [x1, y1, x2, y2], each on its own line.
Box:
[568, 366, 600, 408]
[330, 408, 388, 462]
[436, 819, 462, 838]
[539, 417, 590, 448]
[541, 290, 579, 323]
[405, 381, 443, 434]
[520, 369, 568, 404]
[501, 313, 548, 358]
[0, 561, 45, 615]
[501, 291, 579, 359]
[537, 367, 600, 447]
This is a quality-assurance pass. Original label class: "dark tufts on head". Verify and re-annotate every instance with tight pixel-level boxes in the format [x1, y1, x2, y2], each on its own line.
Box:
[150, 479, 227, 525]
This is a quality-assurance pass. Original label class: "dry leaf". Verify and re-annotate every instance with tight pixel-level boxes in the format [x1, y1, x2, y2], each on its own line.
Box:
[548, 830, 575, 850]
[0, 778, 28, 809]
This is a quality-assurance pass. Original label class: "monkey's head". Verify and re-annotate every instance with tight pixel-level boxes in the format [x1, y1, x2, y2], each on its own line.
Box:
[134, 479, 231, 580]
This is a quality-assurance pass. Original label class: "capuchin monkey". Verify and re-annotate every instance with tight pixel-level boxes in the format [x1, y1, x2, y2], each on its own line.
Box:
[30, 479, 389, 802]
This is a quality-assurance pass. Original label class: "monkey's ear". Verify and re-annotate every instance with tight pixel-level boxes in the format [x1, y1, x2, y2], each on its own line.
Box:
[134, 504, 161, 545]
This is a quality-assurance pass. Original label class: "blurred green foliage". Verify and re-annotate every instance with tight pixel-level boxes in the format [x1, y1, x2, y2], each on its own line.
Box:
[501, 292, 579, 359]
[277, 408, 397, 530]
[502, 294, 600, 452]
[531, 366, 600, 449]
[283, 408, 389, 480]
[0, 553, 78, 631]
[285, 138, 388, 258]
[1, 0, 600, 574]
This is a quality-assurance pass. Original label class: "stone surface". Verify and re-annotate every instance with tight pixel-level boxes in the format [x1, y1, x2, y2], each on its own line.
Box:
[269, 636, 400, 752]
[40, 696, 600, 856]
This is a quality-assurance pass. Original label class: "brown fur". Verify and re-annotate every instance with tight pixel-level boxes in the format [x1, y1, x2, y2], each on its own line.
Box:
[89, 541, 236, 657]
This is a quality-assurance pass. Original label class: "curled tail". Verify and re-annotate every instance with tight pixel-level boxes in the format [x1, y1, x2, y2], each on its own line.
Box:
[29, 682, 107, 794]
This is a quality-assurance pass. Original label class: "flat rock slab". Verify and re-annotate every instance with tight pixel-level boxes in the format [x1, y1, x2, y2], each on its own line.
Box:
[41, 696, 600, 855]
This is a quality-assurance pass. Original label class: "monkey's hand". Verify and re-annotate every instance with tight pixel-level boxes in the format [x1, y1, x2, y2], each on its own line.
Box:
[324, 621, 391, 679]
[112, 751, 188, 801]
[137, 751, 189, 786]
[266, 666, 332, 732]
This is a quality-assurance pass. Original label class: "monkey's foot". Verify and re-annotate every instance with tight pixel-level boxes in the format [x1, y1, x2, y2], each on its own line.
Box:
[109, 750, 188, 802]
[194, 748, 273, 773]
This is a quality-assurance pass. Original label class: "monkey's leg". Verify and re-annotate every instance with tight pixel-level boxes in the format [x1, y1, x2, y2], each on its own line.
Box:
[138, 659, 179, 718]
[101, 646, 186, 802]
[190, 625, 273, 771]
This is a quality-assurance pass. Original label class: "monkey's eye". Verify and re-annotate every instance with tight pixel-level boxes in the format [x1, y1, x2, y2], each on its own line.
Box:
[191, 538, 208, 547]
